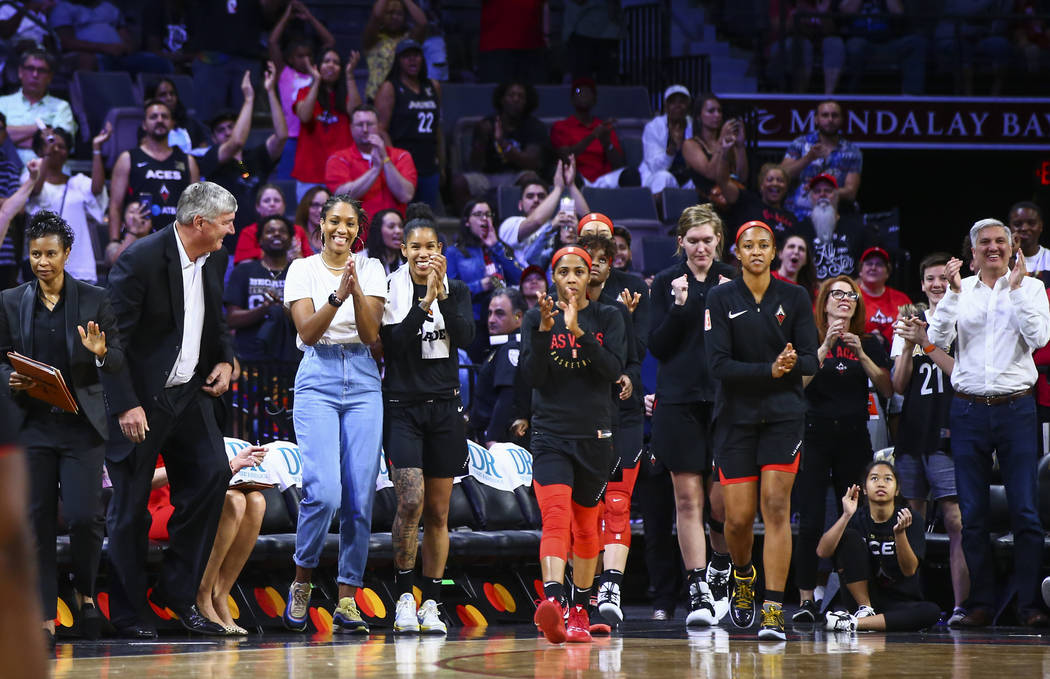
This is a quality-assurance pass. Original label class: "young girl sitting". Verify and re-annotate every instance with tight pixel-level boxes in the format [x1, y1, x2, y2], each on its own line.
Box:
[820, 460, 942, 633]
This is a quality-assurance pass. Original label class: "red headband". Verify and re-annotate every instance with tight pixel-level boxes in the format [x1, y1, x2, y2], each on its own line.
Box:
[577, 212, 614, 234]
[550, 246, 593, 272]
[735, 220, 774, 243]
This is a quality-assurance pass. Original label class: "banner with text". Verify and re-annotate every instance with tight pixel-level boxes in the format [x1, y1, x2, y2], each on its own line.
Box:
[721, 95, 1050, 151]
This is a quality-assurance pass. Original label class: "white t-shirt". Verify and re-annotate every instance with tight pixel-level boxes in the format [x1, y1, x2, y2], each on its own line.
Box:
[284, 252, 386, 348]
[1024, 245, 1050, 275]
[889, 308, 931, 359]
[499, 215, 551, 268]
[25, 173, 108, 284]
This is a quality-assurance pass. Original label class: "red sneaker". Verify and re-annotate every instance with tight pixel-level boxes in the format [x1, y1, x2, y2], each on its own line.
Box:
[535, 598, 567, 644]
[566, 605, 593, 643]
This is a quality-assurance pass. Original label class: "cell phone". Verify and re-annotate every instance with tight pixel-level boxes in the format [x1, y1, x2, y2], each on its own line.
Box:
[559, 196, 575, 215]
[137, 193, 153, 215]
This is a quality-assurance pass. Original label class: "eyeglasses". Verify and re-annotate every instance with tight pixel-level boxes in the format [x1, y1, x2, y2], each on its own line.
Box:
[829, 289, 859, 301]
[471, 211, 494, 219]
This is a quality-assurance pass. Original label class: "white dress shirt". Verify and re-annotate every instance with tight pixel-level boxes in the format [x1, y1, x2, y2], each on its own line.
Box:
[167, 227, 209, 387]
[927, 273, 1050, 395]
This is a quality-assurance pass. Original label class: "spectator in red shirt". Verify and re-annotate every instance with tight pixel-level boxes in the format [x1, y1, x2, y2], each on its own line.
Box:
[857, 246, 910, 350]
[324, 105, 417, 242]
[292, 48, 359, 202]
[478, 0, 546, 85]
[550, 78, 638, 189]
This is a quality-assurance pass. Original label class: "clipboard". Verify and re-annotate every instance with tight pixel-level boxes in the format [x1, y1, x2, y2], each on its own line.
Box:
[7, 351, 78, 414]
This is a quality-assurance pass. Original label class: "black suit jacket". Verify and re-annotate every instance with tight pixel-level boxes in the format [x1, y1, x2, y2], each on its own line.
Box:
[0, 275, 126, 439]
[105, 224, 234, 461]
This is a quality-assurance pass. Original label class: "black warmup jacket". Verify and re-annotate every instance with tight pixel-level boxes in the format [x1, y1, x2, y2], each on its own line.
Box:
[520, 300, 626, 438]
[705, 276, 819, 424]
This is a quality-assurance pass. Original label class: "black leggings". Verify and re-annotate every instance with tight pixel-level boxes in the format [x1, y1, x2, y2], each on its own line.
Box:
[794, 417, 872, 590]
[835, 528, 941, 631]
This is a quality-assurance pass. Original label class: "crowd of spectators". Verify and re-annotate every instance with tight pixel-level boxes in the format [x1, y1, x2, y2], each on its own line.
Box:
[3, 0, 1050, 645]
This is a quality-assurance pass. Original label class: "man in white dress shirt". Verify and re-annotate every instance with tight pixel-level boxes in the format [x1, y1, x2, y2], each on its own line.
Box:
[928, 218, 1050, 628]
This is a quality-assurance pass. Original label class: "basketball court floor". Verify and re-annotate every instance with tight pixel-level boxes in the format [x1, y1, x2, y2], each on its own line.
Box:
[50, 606, 1050, 678]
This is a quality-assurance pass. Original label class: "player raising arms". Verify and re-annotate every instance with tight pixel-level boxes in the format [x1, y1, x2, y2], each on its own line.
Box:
[705, 220, 819, 640]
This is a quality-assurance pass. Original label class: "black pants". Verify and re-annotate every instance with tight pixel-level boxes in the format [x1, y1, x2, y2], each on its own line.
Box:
[794, 416, 872, 591]
[636, 452, 682, 612]
[835, 528, 941, 631]
[105, 382, 230, 627]
[23, 412, 104, 619]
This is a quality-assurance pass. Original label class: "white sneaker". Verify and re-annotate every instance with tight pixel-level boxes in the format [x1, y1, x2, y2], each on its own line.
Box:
[686, 579, 718, 626]
[394, 592, 420, 633]
[705, 566, 731, 622]
[597, 580, 623, 624]
[855, 605, 876, 619]
[825, 610, 858, 632]
[417, 598, 447, 634]
[947, 607, 967, 626]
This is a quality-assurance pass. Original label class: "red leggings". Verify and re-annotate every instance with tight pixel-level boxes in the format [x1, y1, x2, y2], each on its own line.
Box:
[534, 482, 602, 560]
[599, 464, 640, 548]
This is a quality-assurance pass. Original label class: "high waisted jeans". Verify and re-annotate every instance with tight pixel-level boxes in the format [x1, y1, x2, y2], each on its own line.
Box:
[292, 343, 383, 587]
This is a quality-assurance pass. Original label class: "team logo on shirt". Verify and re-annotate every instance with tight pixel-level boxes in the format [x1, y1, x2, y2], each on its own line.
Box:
[507, 348, 519, 367]
[869, 309, 894, 327]
[775, 304, 786, 325]
[159, 183, 170, 203]
[835, 361, 848, 374]
[704, 309, 711, 331]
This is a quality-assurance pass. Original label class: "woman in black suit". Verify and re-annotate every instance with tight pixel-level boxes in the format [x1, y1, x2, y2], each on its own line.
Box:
[0, 210, 125, 645]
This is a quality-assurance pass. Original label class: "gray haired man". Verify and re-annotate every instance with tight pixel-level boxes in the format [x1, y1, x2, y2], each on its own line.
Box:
[103, 182, 238, 638]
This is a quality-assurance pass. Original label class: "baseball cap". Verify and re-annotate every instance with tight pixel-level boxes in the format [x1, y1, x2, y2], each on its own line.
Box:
[521, 264, 546, 281]
[860, 246, 890, 265]
[395, 39, 423, 56]
[808, 173, 838, 191]
[663, 84, 691, 102]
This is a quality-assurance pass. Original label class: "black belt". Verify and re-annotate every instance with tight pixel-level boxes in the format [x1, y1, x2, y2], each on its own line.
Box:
[954, 387, 1033, 406]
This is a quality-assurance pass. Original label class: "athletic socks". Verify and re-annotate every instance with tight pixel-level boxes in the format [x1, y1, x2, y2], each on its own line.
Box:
[422, 577, 442, 604]
[709, 550, 731, 572]
[734, 562, 754, 579]
[601, 569, 624, 588]
[396, 569, 415, 596]
[544, 581, 565, 602]
[765, 590, 784, 606]
[573, 586, 592, 608]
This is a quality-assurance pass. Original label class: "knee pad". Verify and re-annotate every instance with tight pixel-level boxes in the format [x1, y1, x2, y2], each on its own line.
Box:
[535, 482, 572, 560]
[571, 502, 601, 559]
[602, 488, 632, 547]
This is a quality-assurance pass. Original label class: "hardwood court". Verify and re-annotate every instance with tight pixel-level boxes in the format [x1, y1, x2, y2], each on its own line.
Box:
[48, 617, 1050, 679]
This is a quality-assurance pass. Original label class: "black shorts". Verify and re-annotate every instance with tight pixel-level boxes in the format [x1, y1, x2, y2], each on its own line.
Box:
[384, 397, 468, 478]
[650, 400, 714, 474]
[714, 417, 803, 484]
[531, 431, 615, 507]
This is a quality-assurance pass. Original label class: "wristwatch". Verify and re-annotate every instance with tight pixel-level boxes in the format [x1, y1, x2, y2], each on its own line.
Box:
[328, 292, 344, 308]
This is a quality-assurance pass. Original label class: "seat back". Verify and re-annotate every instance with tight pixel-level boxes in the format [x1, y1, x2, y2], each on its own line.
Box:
[70, 71, 138, 143]
[660, 187, 699, 224]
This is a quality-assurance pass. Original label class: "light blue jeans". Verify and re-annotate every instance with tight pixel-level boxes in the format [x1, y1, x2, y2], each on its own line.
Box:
[292, 343, 383, 586]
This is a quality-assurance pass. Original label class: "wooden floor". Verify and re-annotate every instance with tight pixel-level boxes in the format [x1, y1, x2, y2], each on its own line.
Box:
[50, 614, 1050, 679]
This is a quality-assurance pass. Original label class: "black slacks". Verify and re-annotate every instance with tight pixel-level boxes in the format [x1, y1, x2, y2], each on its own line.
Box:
[23, 411, 104, 620]
[105, 381, 230, 627]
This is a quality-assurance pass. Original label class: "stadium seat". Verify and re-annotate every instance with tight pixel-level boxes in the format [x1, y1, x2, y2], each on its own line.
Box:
[497, 184, 522, 222]
[440, 84, 496, 136]
[641, 234, 679, 275]
[661, 187, 699, 224]
[621, 135, 643, 171]
[99, 106, 143, 169]
[69, 71, 138, 145]
[583, 187, 662, 270]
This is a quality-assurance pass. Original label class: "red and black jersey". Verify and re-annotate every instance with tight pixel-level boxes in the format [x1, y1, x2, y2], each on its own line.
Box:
[520, 301, 626, 439]
[705, 276, 819, 424]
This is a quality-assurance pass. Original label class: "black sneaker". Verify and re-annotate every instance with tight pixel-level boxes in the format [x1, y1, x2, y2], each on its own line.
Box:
[758, 603, 786, 641]
[729, 566, 758, 629]
[791, 599, 821, 623]
[686, 579, 718, 626]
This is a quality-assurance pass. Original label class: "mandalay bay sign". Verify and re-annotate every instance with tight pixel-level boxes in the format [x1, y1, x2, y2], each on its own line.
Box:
[721, 94, 1050, 151]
